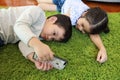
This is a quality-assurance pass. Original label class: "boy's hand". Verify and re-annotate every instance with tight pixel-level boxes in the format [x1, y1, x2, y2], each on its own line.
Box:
[34, 42, 54, 61]
[35, 61, 53, 71]
[27, 52, 53, 71]
[29, 37, 54, 61]
[97, 49, 107, 63]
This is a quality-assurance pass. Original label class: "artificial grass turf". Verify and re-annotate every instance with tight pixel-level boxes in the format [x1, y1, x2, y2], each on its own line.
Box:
[0, 11, 120, 80]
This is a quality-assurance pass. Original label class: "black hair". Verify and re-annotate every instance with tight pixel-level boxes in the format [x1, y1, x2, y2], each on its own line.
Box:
[47, 14, 72, 42]
[85, 7, 110, 34]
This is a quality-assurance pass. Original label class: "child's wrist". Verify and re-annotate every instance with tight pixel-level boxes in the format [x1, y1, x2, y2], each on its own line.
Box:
[100, 47, 106, 51]
[29, 37, 42, 48]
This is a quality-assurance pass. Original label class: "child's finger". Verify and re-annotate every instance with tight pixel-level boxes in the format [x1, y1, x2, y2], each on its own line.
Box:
[44, 55, 51, 61]
[96, 54, 101, 61]
[39, 56, 47, 61]
[42, 62, 51, 71]
[42, 62, 47, 71]
[47, 63, 53, 70]
[49, 51, 54, 60]
[100, 57, 107, 63]
[35, 61, 45, 70]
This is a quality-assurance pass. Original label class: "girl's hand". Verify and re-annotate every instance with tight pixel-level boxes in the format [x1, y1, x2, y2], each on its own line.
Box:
[97, 49, 107, 63]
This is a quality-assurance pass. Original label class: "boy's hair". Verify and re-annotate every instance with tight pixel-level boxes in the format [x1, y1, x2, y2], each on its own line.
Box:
[47, 14, 72, 42]
[85, 7, 110, 34]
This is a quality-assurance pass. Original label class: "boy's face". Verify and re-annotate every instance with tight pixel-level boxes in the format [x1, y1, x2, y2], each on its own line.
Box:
[76, 18, 90, 34]
[41, 16, 65, 41]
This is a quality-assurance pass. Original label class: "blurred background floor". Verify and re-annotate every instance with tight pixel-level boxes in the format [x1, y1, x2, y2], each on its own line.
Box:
[0, 0, 37, 6]
[0, 0, 120, 12]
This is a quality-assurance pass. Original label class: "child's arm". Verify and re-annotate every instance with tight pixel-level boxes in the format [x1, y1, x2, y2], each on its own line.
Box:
[14, 6, 54, 61]
[89, 34, 107, 63]
[37, 0, 53, 3]
[37, 0, 57, 11]
[18, 41, 53, 71]
[38, 3, 57, 11]
[28, 37, 54, 61]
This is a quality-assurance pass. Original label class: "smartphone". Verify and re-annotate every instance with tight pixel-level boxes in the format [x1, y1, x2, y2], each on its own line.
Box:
[33, 53, 67, 70]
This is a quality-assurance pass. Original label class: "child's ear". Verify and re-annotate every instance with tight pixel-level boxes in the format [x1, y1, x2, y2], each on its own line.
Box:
[48, 16, 57, 23]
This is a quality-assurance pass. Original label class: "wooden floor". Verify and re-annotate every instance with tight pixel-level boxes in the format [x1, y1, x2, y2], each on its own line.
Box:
[0, 0, 120, 12]
[83, 1, 120, 12]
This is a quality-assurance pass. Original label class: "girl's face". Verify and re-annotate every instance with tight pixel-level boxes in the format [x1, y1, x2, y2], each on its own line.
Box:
[76, 17, 91, 34]
[41, 17, 65, 41]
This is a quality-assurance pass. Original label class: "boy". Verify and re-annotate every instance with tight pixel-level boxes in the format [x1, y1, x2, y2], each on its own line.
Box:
[0, 5, 72, 71]
[37, 0, 110, 63]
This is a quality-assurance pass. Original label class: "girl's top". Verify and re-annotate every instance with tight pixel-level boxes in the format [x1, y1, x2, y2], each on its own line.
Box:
[61, 0, 90, 25]
[0, 6, 46, 45]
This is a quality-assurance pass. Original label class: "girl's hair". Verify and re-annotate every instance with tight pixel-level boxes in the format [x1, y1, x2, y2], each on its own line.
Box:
[47, 14, 72, 42]
[85, 7, 110, 34]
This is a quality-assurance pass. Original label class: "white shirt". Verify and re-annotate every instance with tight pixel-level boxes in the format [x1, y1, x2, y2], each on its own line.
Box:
[61, 0, 89, 25]
[0, 6, 46, 45]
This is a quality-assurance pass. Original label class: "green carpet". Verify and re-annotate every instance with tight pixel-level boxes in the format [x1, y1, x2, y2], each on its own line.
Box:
[0, 11, 120, 80]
